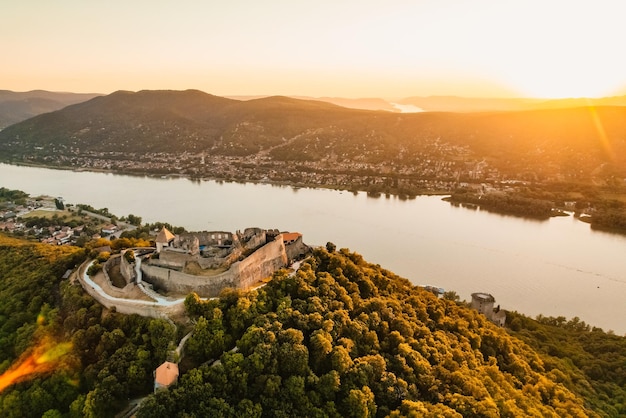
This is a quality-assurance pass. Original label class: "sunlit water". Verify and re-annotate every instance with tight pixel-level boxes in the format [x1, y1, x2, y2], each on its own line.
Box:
[1, 163, 625, 334]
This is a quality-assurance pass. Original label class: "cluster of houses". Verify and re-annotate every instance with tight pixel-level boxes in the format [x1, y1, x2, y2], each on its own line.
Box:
[0, 199, 122, 245]
[39, 225, 83, 245]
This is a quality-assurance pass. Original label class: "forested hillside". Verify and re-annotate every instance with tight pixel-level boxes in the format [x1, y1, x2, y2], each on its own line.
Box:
[2, 90, 626, 180]
[140, 246, 625, 417]
[0, 90, 99, 129]
[0, 235, 624, 417]
[0, 235, 176, 417]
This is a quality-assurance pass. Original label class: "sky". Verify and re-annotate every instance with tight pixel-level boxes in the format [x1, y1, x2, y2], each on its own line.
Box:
[3, 0, 626, 99]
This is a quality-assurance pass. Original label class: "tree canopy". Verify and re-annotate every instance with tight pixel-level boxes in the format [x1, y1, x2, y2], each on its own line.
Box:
[0, 234, 623, 417]
[140, 246, 620, 417]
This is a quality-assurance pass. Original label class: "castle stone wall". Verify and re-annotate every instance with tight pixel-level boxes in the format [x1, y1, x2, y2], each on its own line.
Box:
[285, 236, 309, 262]
[120, 250, 136, 285]
[153, 251, 188, 270]
[103, 256, 136, 298]
[141, 236, 288, 298]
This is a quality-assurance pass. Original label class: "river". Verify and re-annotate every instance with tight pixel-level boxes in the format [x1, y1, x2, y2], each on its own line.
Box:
[1, 163, 625, 334]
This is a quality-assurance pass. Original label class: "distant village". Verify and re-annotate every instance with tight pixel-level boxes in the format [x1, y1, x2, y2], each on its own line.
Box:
[0, 195, 131, 246]
[19, 147, 499, 197]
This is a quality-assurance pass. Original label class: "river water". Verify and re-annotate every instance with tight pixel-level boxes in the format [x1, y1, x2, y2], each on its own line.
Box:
[1, 163, 625, 334]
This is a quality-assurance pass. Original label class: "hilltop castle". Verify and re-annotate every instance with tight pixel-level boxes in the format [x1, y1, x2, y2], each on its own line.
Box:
[121, 227, 309, 298]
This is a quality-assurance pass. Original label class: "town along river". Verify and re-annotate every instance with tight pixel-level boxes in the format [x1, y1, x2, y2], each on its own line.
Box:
[1, 163, 625, 334]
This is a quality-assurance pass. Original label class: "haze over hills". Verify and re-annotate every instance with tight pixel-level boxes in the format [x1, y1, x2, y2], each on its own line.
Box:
[229, 95, 401, 112]
[232, 94, 626, 113]
[0, 90, 101, 129]
[399, 95, 626, 112]
[1, 89, 626, 185]
[3, 89, 626, 130]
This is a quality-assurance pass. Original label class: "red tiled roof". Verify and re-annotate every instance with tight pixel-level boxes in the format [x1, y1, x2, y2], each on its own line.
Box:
[155, 361, 179, 387]
[282, 232, 302, 242]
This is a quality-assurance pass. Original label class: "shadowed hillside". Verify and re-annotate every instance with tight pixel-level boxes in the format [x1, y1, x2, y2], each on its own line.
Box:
[1, 90, 626, 182]
[0, 90, 100, 129]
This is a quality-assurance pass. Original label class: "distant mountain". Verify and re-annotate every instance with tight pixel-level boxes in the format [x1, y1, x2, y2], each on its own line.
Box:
[0, 90, 101, 129]
[228, 95, 403, 112]
[298, 96, 401, 112]
[1, 89, 626, 180]
[0, 89, 362, 154]
[398, 96, 541, 112]
[399, 95, 626, 113]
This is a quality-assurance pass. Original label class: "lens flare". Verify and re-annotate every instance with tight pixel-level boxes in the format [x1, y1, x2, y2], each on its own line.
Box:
[585, 101, 614, 162]
[0, 339, 72, 393]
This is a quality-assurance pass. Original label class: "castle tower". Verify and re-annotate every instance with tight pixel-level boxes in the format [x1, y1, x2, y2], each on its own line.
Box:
[471, 292, 495, 317]
[155, 227, 176, 253]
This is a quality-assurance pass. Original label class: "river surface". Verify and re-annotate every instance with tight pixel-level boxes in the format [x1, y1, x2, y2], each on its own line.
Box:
[1, 163, 625, 334]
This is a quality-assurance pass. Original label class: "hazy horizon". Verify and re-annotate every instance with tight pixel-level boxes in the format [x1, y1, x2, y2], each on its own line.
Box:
[3, 1, 626, 100]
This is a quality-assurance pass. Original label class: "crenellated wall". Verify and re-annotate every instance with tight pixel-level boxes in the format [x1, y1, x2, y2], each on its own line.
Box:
[141, 236, 288, 297]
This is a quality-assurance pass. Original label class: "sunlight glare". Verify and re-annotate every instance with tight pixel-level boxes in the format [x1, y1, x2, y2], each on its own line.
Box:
[0, 339, 72, 393]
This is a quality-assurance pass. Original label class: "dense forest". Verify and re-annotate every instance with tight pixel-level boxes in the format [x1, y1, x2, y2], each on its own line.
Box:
[139, 246, 624, 417]
[0, 234, 624, 417]
[0, 235, 176, 417]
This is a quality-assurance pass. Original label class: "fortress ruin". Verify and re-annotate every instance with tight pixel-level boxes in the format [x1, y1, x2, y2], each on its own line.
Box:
[115, 227, 308, 298]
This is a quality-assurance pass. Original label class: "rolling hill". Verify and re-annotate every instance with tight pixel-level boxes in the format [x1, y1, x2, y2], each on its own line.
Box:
[0, 90, 100, 129]
[1, 89, 626, 181]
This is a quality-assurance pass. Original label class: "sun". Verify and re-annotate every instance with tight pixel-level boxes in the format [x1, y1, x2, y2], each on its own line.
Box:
[502, 64, 625, 99]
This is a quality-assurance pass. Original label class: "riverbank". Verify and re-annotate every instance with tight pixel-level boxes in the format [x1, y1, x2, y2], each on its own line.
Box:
[0, 159, 453, 199]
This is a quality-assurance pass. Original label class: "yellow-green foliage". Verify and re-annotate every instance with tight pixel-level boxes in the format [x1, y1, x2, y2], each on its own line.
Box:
[508, 311, 626, 416]
[0, 234, 177, 418]
[0, 234, 84, 368]
[143, 247, 601, 417]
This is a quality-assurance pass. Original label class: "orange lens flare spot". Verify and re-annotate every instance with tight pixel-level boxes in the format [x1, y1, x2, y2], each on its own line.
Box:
[0, 340, 73, 393]
[36, 342, 73, 364]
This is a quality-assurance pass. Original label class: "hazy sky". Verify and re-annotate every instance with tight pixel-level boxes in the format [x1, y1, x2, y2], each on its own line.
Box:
[3, 0, 626, 98]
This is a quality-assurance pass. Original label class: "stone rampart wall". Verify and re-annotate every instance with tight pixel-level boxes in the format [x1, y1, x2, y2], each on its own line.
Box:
[120, 250, 136, 285]
[141, 237, 288, 298]
[80, 261, 175, 319]
[179, 231, 233, 247]
[241, 229, 266, 251]
[152, 251, 187, 269]
[285, 236, 309, 261]
[103, 256, 136, 298]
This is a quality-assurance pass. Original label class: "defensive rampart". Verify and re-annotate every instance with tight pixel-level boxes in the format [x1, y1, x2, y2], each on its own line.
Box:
[141, 236, 288, 297]
[119, 250, 136, 284]
[103, 256, 136, 298]
[79, 260, 184, 319]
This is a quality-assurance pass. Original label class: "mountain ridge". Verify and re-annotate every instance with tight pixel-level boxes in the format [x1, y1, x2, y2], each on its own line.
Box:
[0, 90, 101, 129]
[1, 89, 626, 183]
